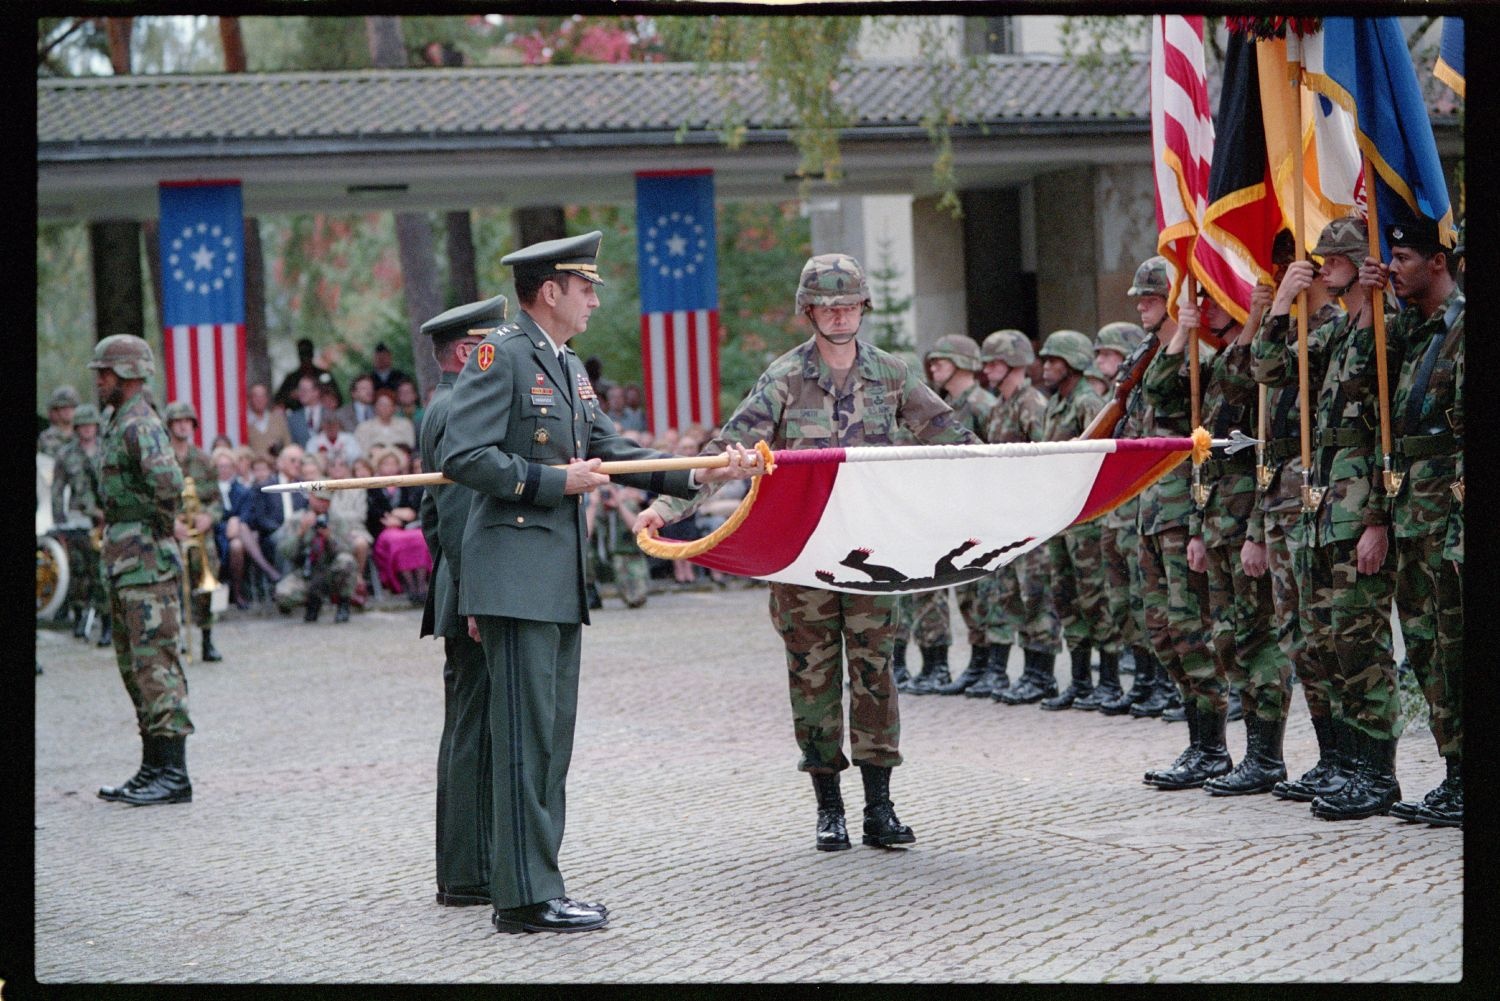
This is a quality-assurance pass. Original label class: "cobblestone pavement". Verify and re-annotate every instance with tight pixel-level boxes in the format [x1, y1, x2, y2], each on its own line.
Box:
[34, 585, 1462, 985]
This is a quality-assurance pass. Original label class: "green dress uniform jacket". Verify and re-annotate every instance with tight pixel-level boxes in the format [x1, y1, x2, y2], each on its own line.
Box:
[419, 371, 469, 640]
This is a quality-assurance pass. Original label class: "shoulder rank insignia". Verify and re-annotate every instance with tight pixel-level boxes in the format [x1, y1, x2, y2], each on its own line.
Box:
[476, 343, 495, 372]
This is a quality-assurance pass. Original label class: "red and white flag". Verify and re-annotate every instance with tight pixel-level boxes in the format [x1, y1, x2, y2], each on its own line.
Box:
[640, 438, 1201, 593]
[1151, 15, 1214, 316]
[163, 324, 247, 448]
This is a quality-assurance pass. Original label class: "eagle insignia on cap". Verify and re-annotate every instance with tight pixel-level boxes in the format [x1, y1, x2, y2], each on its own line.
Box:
[476, 343, 495, 372]
[1392, 227, 1404, 240]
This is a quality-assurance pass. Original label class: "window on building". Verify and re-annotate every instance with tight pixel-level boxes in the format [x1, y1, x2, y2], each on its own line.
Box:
[964, 16, 1015, 56]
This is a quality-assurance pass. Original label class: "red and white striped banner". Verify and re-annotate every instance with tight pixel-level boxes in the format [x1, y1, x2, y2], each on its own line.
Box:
[641, 309, 720, 438]
[162, 322, 247, 448]
[1151, 14, 1213, 316]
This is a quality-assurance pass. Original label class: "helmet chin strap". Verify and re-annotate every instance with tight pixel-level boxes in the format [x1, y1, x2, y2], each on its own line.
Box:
[1326, 276, 1356, 298]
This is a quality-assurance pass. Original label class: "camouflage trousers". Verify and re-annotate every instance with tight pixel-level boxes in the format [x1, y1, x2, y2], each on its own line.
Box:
[184, 540, 220, 628]
[274, 554, 357, 611]
[1047, 522, 1119, 653]
[956, 576, 1005, 646]
[1204, 541, 1289, 722]
[1100, 523, 1144, 651]
[1396, 532, 1462, 758]
[1138, 526, 1222, 713]
[60, 528, 107, 614]
[1266, 511, 1327, 718]
[611, 552, 649, 608]
[109, 576, 194, 738]
[1011, 545, 1061, 653]
[769, 583, 900, 773]
[1302, 536, 1398, 740]
[902, 588, 951, 647]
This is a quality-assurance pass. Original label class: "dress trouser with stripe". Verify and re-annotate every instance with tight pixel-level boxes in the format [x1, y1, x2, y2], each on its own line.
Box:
[476, 615, 582, 910]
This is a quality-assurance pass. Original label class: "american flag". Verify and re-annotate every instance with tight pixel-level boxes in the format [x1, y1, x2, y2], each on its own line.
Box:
[1151, 14, 1213, 317]
[636, 170, 720, 438]
[158, 181, 247, 448]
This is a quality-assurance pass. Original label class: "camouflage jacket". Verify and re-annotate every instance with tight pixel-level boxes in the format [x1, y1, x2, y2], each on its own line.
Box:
[1388, 287, 1463, 539]
[37, 425, 74, 461]
[50, 437, 102, 528]
[277, 508, 356, 571]
[1138, 339, 1215, 537]
[652, 337, 975, 522]
[984, 378, 1046, 445]
[943, 382, 997, 442]
[98, 391, 183, 587]
[1100, 335, 1158, 532]
[1250, 301, 1343, 532]
[173, 443, 224, 528]
[1190, 341, 1258, 547]
[1251, 309, 1394, 545]
[1041, 378, 1103, 443]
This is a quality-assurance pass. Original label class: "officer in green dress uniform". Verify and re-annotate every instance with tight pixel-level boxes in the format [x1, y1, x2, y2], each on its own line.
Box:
[439, 232, 761, 933]
[417, 292, 507, 908]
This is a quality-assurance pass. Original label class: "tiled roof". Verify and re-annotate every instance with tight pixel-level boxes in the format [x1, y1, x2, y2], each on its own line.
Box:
[36, 54, 1461, 154]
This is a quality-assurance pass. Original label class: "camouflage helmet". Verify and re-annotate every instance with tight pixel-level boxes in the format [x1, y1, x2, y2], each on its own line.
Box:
[795, 253, 871, 311]
[980, 329, 1035, 368]
[47, 385, 81, 410]
[164, 401, 199, 425]
[1311, 216, 1369, 260]
[924, 333, 982, 372]
[88, 334, 156, 379]
[1128, 256, 1171, 297]
[1095, 321, 1146, 356]
[1038, 329, 1094, 373]
[72, 403, 101, 427]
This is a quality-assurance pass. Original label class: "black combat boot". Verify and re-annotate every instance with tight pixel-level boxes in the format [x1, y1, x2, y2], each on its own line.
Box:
[72, 605, 87, 639]
[120, 735, 192, 806]
[890, 640, 911, 689]
[201, 628, 222, 662]
[936, 645, 989, 694]
[966, 643, 1011, 698]
[1075, 649, 1122, 711]
[1311, 729, 1400, 821]
[1414, 759, 1462, 828]
[1144, 701, 1200, 786]
[1151, 703, 1234, 789]
[906, 645, 951, 695]
[1226, 687, 1245, 722]
[1040, 645, 1093, 710]
[96, 618, 113, 647]
[1160, 685, 1187, 722]
[98, 734, 160, 802]
[1273, 713, 1346, 802]
[304, 593, 323, 623]
[998, 648, 1057, 704]
[1102, 647, 1153, 715]
[1129, 666, 1175, 717]
[810, 772, 851, 851]
[1204, 715, 1287, 796]
[334, 600, 351, 624]
[858, 764, 915, 848]
[1391, 756, 1458, 822]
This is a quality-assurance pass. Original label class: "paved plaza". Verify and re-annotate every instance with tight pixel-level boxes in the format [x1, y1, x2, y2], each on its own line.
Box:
[33, 584, 1463, 985]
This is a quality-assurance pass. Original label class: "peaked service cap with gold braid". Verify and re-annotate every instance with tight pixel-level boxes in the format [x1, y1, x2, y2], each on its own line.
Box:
[501, 230, 605, 286]
[420, 292, 510, 342]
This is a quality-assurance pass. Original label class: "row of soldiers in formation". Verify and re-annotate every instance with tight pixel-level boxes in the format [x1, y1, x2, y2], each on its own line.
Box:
[884, 213, 1462, 829]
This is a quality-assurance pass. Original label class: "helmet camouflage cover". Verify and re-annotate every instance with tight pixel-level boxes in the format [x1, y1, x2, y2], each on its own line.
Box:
[1038, 329, 1094, 373]
[1095, 321, 1147, 355]
[980, 329, 1035, 368]
[795, 253, 871, 311]
[1311, 216, 1369, 260]
[1128, 256, 1170, 297]
[164, 401, 200, 425]
[48, 385, 81, 410]
[72, 403, 101, 426]
[924, 333, 982, 372]
[88, 334, 156, 380]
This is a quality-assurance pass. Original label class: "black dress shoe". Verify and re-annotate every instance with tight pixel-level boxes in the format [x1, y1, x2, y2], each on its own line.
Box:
[492, 897, 608, 934]
[436, 888, 490, 907]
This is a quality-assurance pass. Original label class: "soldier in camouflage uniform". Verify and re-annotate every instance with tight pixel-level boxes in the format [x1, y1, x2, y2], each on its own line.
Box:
[1080, 322, 1148, 713]
[640, 253, 976, 853]
[1138, 266, 1229, 789]
[1364, 218, 1463, 828]
[1252, 216, 1401, 820]
[164, 402, 224, 662]
[975, 330, 1059, 701]
[1033, 330, 1115, 712]
[89, 335, 195, 807]
[1169, 289, 1289, 796]
[275, 488, 359, 620]
[51, 403, 108, 643]
[1248, 232, 1343, 801]
[917, 334, 1002, 696]
[597, 485, 651, 608]
[38, 384, 81, 459]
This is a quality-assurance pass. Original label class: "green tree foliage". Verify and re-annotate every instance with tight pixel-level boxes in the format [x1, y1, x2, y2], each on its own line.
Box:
[864, 236, 913, 352]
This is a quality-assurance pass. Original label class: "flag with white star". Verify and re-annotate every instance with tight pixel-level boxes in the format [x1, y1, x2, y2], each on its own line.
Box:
[158, 181, 247, 448]
[636, 170, 720, 437]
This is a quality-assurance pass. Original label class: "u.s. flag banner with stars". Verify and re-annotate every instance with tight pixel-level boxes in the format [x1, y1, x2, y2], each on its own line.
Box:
[158, 180, 247, 448]
[636, 170, 720, 438]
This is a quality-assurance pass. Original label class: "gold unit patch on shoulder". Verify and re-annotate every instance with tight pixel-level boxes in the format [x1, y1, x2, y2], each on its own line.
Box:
[476, 343, 495, 371]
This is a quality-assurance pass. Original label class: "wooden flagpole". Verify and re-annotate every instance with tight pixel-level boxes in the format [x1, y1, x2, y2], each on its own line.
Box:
[1289, 48, 1320, 512]
[262, 452, 753, 494]
[1363, 153, 1400, 496]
